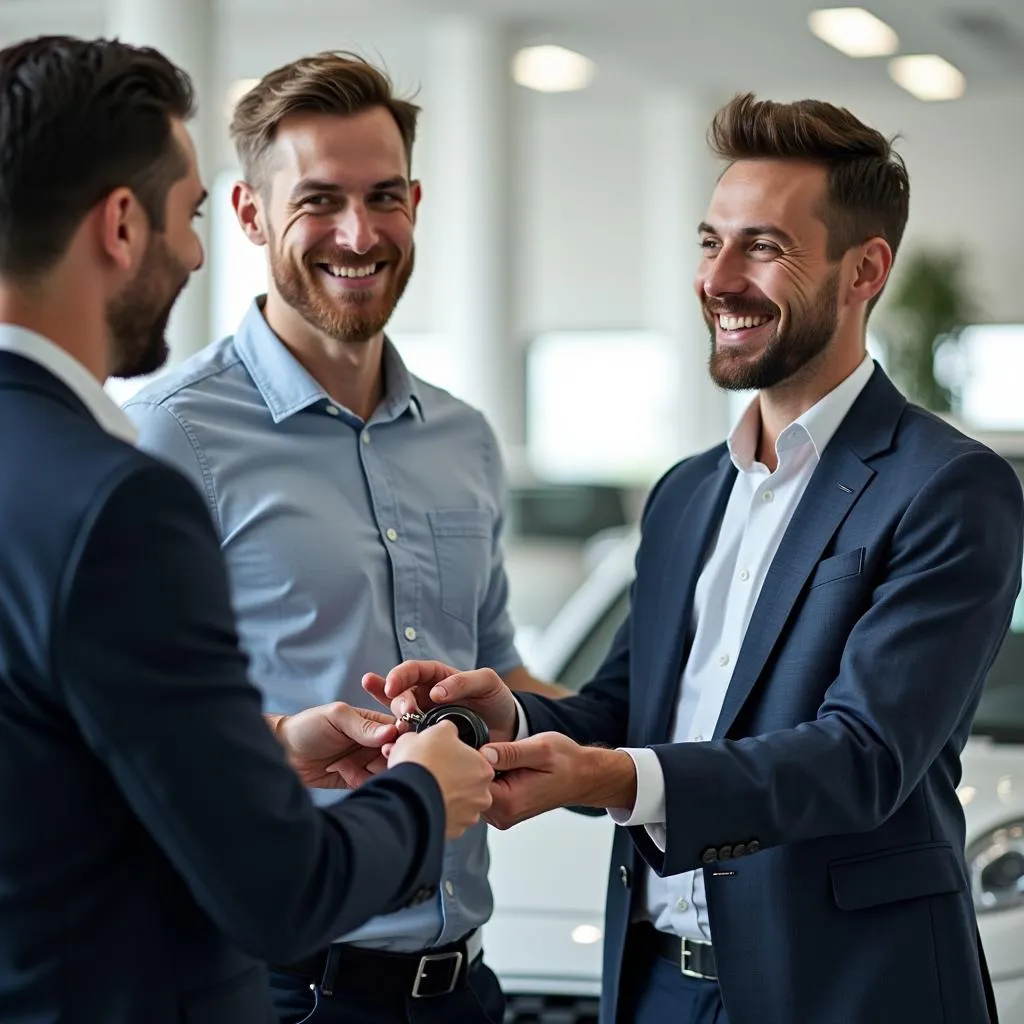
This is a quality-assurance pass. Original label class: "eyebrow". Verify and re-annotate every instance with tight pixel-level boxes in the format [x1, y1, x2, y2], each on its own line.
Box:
[698, 221, 796, 247]
[288, 177, 409, 202]
[194, 190, 209, 211]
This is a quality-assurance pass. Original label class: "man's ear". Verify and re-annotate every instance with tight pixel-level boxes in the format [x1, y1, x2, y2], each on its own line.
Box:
[848, 237, 893, 308]
[97, 187, 147, 272]
[233, 180, 268, 247]
[410, 179, 423, 223]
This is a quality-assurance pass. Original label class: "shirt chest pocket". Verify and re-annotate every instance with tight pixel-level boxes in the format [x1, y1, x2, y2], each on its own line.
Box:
[427, 509, 493, 626]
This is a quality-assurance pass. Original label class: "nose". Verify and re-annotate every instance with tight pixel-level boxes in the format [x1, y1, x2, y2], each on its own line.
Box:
[697, 245, 747, 301]
[336, 202, 379, 255]
[191, 237, 205, 273]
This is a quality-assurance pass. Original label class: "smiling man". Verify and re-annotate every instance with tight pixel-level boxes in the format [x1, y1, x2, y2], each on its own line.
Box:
[123, 52, 561, 1024]
[381, 93, 1024, 1024]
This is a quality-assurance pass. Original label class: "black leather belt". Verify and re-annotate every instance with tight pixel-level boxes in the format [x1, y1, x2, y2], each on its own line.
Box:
[270, 931, 479, 999]
[632, 921, 718, 980]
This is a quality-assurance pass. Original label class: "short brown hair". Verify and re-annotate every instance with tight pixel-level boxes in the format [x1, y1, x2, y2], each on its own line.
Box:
[0, 35, 193, 279]
[708, 92, 910, 266]
[229, 51, 420, 189]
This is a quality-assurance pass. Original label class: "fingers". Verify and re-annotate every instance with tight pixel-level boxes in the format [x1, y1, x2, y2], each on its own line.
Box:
[384, 660, 460, 699]
[481, 734, 552, 772]
[328, 703, 397, 748]
[361, 673, 390, 709]
[390, 690, 426, 720]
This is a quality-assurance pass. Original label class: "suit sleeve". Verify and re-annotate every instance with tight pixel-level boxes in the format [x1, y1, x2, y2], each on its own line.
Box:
[53, 460, 446, 964]
[637, 449, 1024, 877]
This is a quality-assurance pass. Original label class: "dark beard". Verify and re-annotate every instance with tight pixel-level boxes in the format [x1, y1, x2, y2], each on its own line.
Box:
[270, 241, 414, 345]
[107, 234, 188, 379]
[707, 270, 840, 391]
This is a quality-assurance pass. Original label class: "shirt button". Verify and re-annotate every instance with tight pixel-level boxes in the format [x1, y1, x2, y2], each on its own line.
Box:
[718, 653, 730, 667]
[361, 431, 371, 444]
[762, 490, 774, 503]
[444, 880, 455, 897]
[325, 404, 340, 416]
[693, 735, 704, 743]
[386, 528, 398, 542]
[404, 626, 417, 641]
[738, 569, 750, 582]
[676, 898, 689, 911]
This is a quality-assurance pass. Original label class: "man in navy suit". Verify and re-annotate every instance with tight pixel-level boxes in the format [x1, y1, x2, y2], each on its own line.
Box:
[380, 94, 1024, 1023]
[0, 35, 496, 1023]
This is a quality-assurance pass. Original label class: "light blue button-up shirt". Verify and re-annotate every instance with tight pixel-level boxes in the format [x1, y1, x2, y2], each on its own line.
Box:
[124, 299, 522, 951]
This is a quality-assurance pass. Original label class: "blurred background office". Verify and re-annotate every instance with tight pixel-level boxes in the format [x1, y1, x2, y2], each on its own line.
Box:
[8, 0, 1019, 634]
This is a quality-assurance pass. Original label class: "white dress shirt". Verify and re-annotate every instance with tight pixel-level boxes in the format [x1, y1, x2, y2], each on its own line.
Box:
[609, 354, 875, 941]
[0, 324, 137, 444]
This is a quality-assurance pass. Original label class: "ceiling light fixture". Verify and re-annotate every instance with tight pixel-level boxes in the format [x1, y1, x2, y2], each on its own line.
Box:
[889, 54, 966, 100]
[808, 7, 899, 57]
[512, 45, 595, 93]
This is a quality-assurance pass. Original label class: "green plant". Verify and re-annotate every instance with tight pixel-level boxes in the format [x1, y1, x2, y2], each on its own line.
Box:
[874, 249, 975, 412]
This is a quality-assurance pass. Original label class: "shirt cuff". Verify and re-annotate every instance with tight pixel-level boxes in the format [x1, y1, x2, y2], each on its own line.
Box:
[607, 747, 666, 827]
[511, 697, 529, 740]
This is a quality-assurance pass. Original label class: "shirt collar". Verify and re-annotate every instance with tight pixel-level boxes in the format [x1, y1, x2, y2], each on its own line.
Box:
[233, 298, 424, 425]
[728, 354, 876, 470]
[0, 324, 138, 445]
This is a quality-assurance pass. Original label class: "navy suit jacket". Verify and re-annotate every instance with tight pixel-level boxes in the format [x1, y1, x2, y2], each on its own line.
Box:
[520, 366, 1023, 1024]
[0, 353, 446, 1023]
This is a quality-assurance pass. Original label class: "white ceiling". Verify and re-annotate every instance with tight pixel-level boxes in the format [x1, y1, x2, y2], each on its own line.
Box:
[3, 0, 1024, 104]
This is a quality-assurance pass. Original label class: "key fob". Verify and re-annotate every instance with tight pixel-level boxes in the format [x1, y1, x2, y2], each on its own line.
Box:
[410, 705, 490, 750]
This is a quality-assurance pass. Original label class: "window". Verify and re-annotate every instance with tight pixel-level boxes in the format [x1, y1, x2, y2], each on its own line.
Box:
[952, 324, 1024, 431]
[526, 330, 689, 486]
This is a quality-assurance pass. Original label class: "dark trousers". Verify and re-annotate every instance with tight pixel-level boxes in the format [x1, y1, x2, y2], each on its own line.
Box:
[268, 957, 505, 1024]
[617, 930, 729, 1024]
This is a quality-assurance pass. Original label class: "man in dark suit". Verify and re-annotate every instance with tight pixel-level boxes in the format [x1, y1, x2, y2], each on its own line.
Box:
[378, 94, 1024, 1023]
[0, 35, 495, 1024]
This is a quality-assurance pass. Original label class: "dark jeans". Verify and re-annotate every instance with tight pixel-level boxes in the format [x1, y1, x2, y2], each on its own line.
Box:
[618, 934, 729, 1024]
[269, 957, 505, 1024]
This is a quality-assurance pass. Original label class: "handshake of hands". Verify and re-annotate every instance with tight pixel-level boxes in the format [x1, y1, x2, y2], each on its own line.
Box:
[271, 661, 632, 839]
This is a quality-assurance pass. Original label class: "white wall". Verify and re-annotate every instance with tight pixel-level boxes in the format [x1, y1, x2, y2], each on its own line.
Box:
[517, 87, 1024, 332]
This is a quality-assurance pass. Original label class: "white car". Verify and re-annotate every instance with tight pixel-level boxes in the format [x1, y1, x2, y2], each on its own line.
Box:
[485, 454, 1024, 1023]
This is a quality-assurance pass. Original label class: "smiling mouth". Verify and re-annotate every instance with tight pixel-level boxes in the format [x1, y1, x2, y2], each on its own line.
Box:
[717, 313, 774, 332]
[315, 261, 386, 280]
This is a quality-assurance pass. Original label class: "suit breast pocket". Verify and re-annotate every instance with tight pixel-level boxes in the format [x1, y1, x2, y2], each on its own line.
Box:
[428, 509, 493, 626]
[808, 547, 865, 589]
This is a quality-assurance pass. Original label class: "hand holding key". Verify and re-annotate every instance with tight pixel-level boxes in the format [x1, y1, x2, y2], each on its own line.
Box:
[387, 720, 495, 839]
[399, 706, 490, 749]
[363, 661, 519, 743]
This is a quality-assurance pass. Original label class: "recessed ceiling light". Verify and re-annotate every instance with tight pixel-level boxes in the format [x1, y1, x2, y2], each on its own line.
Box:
[571, 924, 603, 945]
[512, 45, 595, 93]
[889, 54, 966, 101]
[808, 7, 899, 57]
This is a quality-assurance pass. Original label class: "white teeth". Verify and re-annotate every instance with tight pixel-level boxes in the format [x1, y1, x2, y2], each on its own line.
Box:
[719, 314, 770, 331]
[324, 263, 379, 279]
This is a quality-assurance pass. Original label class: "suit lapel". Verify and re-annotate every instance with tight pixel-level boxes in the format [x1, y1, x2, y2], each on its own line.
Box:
[643, 452, 736, 745]
[711, 366, 906, 739]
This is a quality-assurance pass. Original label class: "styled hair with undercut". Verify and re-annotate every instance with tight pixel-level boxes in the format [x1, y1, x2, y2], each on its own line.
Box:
[708, 92, 910, 270]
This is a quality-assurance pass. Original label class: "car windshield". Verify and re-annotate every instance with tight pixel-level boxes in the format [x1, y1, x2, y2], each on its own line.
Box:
[557, 456, 1024, 742]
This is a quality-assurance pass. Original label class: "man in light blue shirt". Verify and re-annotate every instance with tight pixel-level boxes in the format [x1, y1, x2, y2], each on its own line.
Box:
[125, 51, 560, 1024]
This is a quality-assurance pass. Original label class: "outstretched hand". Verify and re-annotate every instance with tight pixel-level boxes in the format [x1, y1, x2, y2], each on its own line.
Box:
[482, 733, 638, 829]
[271, 702, 398, 789]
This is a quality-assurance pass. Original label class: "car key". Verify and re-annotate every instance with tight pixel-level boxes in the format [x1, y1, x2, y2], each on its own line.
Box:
[400, 705, 490, 750]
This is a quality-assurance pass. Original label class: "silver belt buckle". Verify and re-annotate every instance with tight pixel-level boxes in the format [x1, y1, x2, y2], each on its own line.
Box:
[680, 937, 716, 980]
[411, 950, 464, 997]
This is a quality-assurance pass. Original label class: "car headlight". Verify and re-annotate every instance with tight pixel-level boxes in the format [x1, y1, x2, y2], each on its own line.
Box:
[967, 819, 1024, 913]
